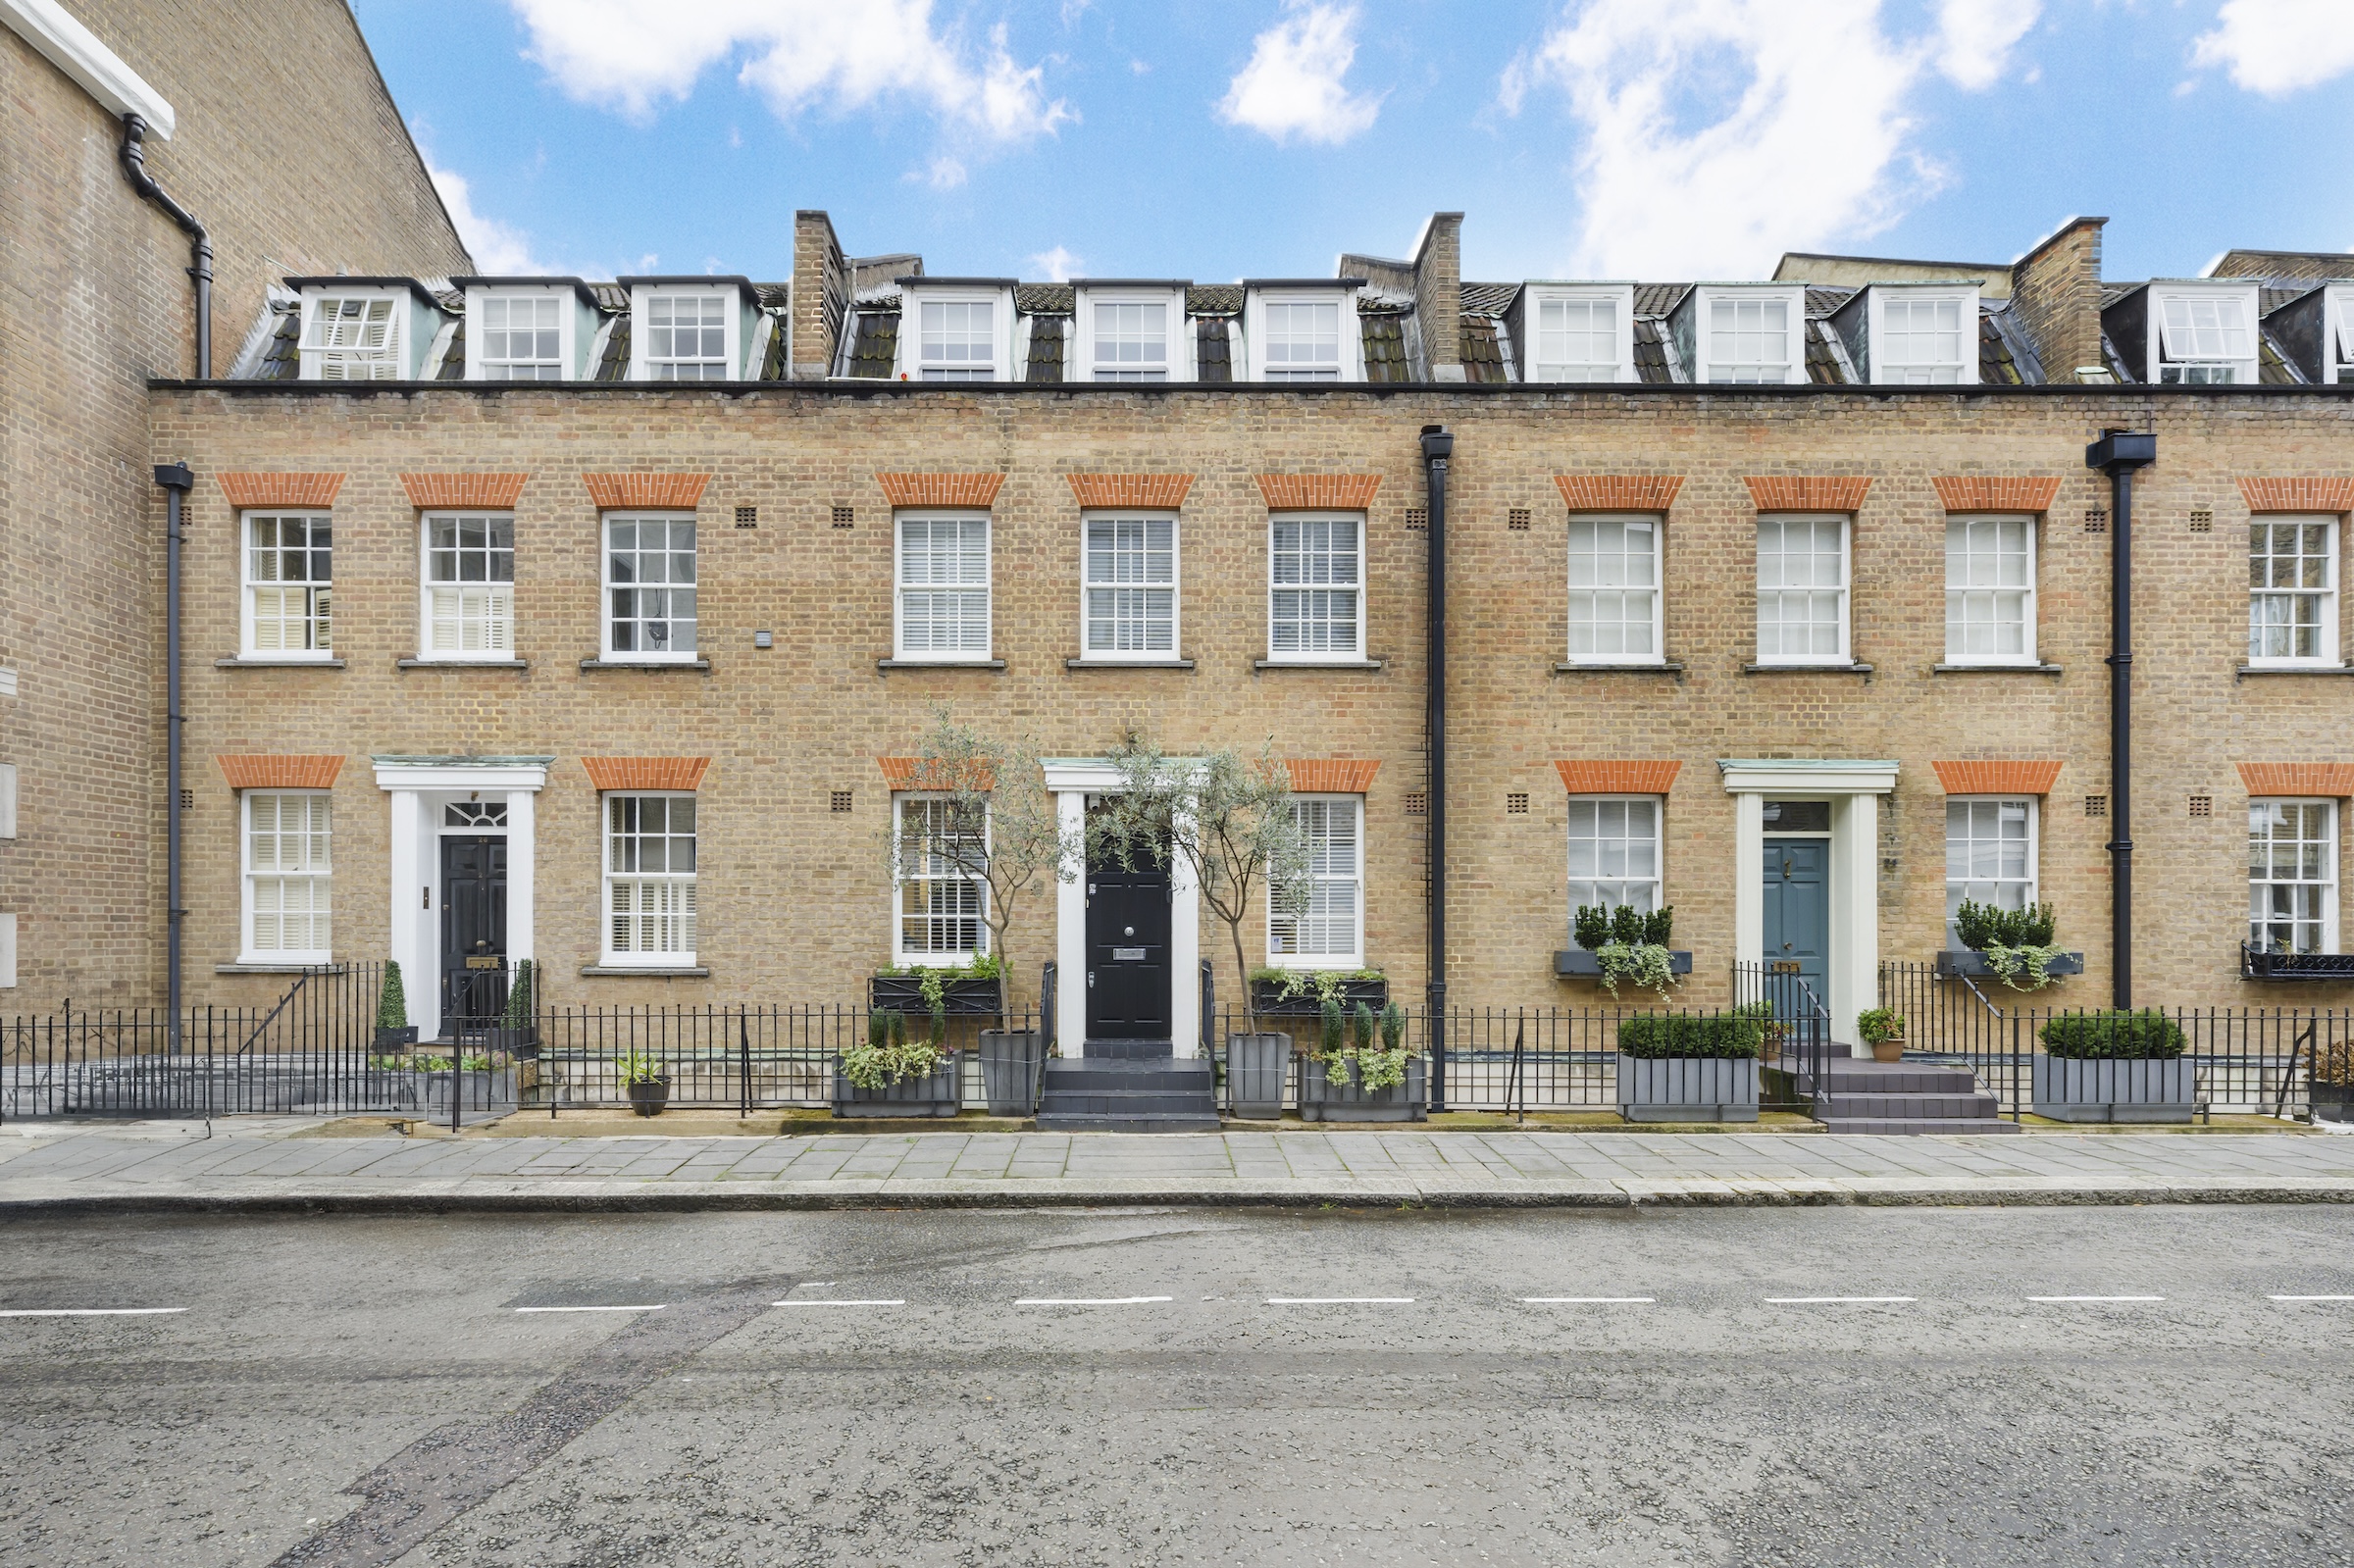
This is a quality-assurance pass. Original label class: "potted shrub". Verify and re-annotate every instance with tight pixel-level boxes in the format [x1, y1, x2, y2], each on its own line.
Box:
[488, 959, 537, 1058]
[1615, 1008, 1764, 1122]
[427, 1049, 519, 1117]
[1939, 899, 2083, 988]
[2312, 1037, 2354, 1124]
[1856, 1007, 1907, 1064]
[1096, 734, 1312, 1121]
[1298, 1000, 1425, 1122]
[374, 961, 418, 1052]
[2032, 1010, 2193, 1123]
[619, 1049, 670, 1117]
[835, 1007, 962, 1118]
[1557, 903, 1693, 988]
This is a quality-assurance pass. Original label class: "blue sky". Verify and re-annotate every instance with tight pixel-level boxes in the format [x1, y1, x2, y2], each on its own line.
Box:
[359, 1, 2354, 286]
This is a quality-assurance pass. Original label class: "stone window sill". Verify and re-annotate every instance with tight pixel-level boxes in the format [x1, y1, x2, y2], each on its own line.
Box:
[215, 657, 345, 670]
[876, 658, 1007, 673]
[397, 658, 529, 671]
[2237, 663, 2354, 681]
[1931, 662, 2063, 676]
[1066, 656, 1196, 670]
[1741, 662, 1873, 677]
[1555, 660, 1685, 677]
[1254, 657, 1386, 672]
[579, 964, 710, 978]
[218, 961, 344, 975]
[580, 657, 710, 673]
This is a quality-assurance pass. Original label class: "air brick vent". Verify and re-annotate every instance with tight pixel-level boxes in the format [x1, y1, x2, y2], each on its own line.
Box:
[1508, 508, 1531, 531]
[832, 504, 854, 529]
[1405, 506, 1428, 531]
[2190, 794, 2213, 818]
[1404, 790, 1428, 817]
[830, 790, 853, 813]
[735, 505, 757, 529]
[2084, 507, 2108, 534]
[1506, 792, 1530, 815]
[2189, 509, 2213, 532]
[2085, 794, 2108, 817]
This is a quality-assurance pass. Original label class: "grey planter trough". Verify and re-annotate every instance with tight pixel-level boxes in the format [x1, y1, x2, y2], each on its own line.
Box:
[1936, 949, 2084, 981]
[833, 1052, 962, 1118]
[2030, 1056, 2194, 1123]
[1617, 1056, 1759, 1123]
[1298, 1054, 1427, 1122]
[1555, 949, 1694, 978]
[1225, 1033, 1294, 1119]
[979, 1029, 1045, 1116]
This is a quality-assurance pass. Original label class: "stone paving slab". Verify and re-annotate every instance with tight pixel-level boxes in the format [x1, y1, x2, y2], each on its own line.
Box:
[2, 1122, 2353, 1210]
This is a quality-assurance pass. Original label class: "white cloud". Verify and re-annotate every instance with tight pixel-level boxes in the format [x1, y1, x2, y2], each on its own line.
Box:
[2190, 0, 2354, 96]
[1218, 2, 1383, 146]
[1504, 0, 2032, 279]
[506, 0, 1072, 140]
[1933, 0, 2040, 90]
[428, 163, 544, 275]
[1030, 245, 1080, 281]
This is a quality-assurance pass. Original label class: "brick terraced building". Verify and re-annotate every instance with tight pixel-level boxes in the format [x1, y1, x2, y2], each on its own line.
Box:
[120, 209, 2354, 1048]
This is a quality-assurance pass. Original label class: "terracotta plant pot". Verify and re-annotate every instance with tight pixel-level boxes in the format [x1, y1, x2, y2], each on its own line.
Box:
[1870, 1036, 1906, 1064]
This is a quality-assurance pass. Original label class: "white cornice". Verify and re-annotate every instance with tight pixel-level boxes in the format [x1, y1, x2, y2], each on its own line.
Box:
[373, 756, 552, 793]
[1717, 759, 1899, 794]
[1, 0, 174, 137]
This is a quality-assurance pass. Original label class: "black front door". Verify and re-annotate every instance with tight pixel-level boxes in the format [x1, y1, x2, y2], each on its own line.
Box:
[1086, 844, 1172, 1042]
[440, 835, 508, 1034]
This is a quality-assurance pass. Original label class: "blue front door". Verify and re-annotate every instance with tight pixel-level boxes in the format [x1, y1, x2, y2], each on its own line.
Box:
[1762, 838, 1829, 999]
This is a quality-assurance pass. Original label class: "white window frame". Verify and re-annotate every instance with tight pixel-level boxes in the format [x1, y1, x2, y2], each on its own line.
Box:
[1564, 796, 1664, 932]
[2148, 283, 2260, 384]
[632, 285, 741, 380]
[894, 511, 994, 663]
[1073, 289, 1186, 382]
[298, 289, 406, 380]
[1522, 284, 1636, 383]
[1868, 285, 1978, 385]
[1754, 513, 1852, 666]
[1688, 284, 1807, 385]
[417, 511, 516, 662]
[1563, 513, 1664, 666]
[1246, 289, 1361, 381]
[600, 511, 697, 663]
[1078, 511, 1180, 661]
[892, 793, 990, 966]
[2247, 514, 2341, 668]
[467, 287, 574, 380]
[1944, 795, 2039, 946]
[1943, 513, 2038, 666]
[240, 510, 333, 660]
[897, 286, 1015, 382]
[2326, 286, 2354, 385]
[2249, 797, 2339, 956]
[602, 792, 697, 966]
[240, 789, 333, 964]
[1265, 512, 1366, 664]
[1266, 794, 1364, 969]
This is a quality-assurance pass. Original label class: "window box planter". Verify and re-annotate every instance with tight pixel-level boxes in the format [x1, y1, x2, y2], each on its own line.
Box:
[868, 974, 1003, 1018]
[1617, 1057, 1760, 1123]
[1297, 1054, 1426, 1122]
[627, 1076, 671, 1117]
[2239, 944, 2354, 983]
[1935, 949, 2084, 981]
[832, 1052, 962, 1118]
[1555, 949, 1694, 979]
[1249, 977, 1389, 1015]
[1225, 1032, 1294, 1119]
[979, 1029, 1045, 1116]
[2031, 1056, 2195, 1123]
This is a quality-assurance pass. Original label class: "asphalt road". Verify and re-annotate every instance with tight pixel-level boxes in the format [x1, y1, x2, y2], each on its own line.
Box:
[2, 1204, 2351, 1567]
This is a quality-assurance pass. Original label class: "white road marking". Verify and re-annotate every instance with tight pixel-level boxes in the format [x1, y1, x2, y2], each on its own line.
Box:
[774, 1298, 904, 1307]
[1765, 1296, 1916, 1304]
[0, 1307, 188, 1318]
[2025, 1295, 2163, 1303]
[1016, 1296, 1173, 1306]
[1266, 1296, 1415, 1305]
[514, 1304, 665, 1313]
[1522, 1296, 1656, 1304]
[2269, 1293, 2354, 1301]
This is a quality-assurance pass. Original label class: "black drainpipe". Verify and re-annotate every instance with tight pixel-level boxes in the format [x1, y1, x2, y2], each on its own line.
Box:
[1419, 425, 1454, 1110]
[155, 463, 193, 1046]
[120, 115, 212, 379]
[2085, 430, 2155, 1010]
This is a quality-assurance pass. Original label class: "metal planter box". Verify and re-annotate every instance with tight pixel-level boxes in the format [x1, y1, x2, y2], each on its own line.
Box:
[1936, 949, 2084, 981]
[1555, 949, 1694, 978]
[2240, 944, 2354, 983]
[2031, 1056, 2194, 1123]
[979, 1029, 1045, 1116]
[425, 1067, 520, 1116]
[833, 1053, 962, 1118]
[1298, 1054, 1426, 1122]
[1226, 1033, 1294, 1119]
[1617, 1057, 1760, 1123]
[868, 975, 1002, 1018]
[1250, 978, 1390, 1016]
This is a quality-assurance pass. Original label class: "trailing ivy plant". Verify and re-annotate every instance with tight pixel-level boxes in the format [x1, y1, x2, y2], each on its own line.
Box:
[840, 1008, 946, 1090]
[1955, 898, 2066, 990]
[1576, 902, 1680, 999]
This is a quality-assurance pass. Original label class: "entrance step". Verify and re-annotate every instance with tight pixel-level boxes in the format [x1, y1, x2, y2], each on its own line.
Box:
[1817, 1117, 2022, 1136]
[1766, 1056, 2023, 1135]
[1037, 1049, 1218, 1133]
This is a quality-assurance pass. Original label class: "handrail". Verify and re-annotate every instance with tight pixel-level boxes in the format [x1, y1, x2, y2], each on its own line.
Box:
[233, 965, 328, 1055]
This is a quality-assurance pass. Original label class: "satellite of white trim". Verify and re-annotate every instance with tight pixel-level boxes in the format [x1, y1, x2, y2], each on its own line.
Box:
[0, 0, 175, 138]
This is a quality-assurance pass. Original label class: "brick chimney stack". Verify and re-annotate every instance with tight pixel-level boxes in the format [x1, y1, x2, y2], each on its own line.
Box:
[791, 210, 849, 380]
[2010, 216, 2109, 382]
[1413, 212, 1464, 382]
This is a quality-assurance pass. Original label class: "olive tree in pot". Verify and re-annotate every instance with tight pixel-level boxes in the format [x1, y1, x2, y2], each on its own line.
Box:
[1094, 734, 1309, 1121]
[892, 710, 1080, 1117]
[375, 961, 418, 1052]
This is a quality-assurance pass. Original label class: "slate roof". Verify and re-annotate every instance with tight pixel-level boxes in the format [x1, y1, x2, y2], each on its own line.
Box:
[1631, 318, 1676, 383]
[593, 317, 630, 380]
[1459, 282, 1516, 316]
[1186, 285, 1244, 315]
[1025, 314, 1066, 382]
[1459, 318, 1508, 383]
[1196, 318, 1232, 381]
[845, 311, 898, 379]
[1016, 283, 1074, 313]
[2209, 250, 2354, 283]
[1360, 312, 1411, 382]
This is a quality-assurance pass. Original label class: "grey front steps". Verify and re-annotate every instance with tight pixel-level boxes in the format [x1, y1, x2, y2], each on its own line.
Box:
[1779, 1058, 2022, 1136]
[1036, 1040, 1220, 1133]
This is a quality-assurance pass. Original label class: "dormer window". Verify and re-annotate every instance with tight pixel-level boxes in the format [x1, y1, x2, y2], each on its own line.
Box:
[1263, 301, 1341, 380]
[480, 296, 560, 379]
[919, 299, 995, 379]
[2332, 288, 2354, 384]
[1676, 285, 1807, 385]
[1835, 284, 1978, 384]
[1072, 285, 1188, 382]
[623, 278, 754, 381]
[2152, 286, 2257, 383]
[1520, 284, 1635, 382]
[302, 296, 399, 379]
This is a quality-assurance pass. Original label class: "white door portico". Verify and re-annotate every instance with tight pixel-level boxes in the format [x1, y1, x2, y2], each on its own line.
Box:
[373, 755, 550, 1042]
[1719, 758, 1899, 1052]
[1041, 758, 1202, 1058]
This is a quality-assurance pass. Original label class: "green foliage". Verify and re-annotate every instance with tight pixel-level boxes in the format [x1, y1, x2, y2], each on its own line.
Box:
[1644, 906, 1674, 946]
[1253, 967, 1385, 1010]
[1616, 1012, 1765, 1060]
[1595, 940, 1679, 999]
[1306, 996, 1414, 1090]
[376, 962, 409, 1031]
[1607, 904, 1643, 944]
[1956, 898, 2057, 950]
[2038, 1010, 2187, 1060]
[1855, 1007, 1905, 1044]
[500, 959, 535, 1028]
[1576, 903, 1673, 955]
[842, 1008, 947, 1088]
[1573, 905, 1610, 951]
[615, 1050, 667, 1087]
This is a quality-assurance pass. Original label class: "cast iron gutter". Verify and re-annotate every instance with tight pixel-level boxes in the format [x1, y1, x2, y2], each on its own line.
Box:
[119, 114, 211, 378]
[154, 463, 193, 1045]
[2086, 430, 2156, 1009]
[1420, 425, 1454, 1110]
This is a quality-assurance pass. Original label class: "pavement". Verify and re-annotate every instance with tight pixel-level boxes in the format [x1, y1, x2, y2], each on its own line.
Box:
[5, 1115, 2354, 1210]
